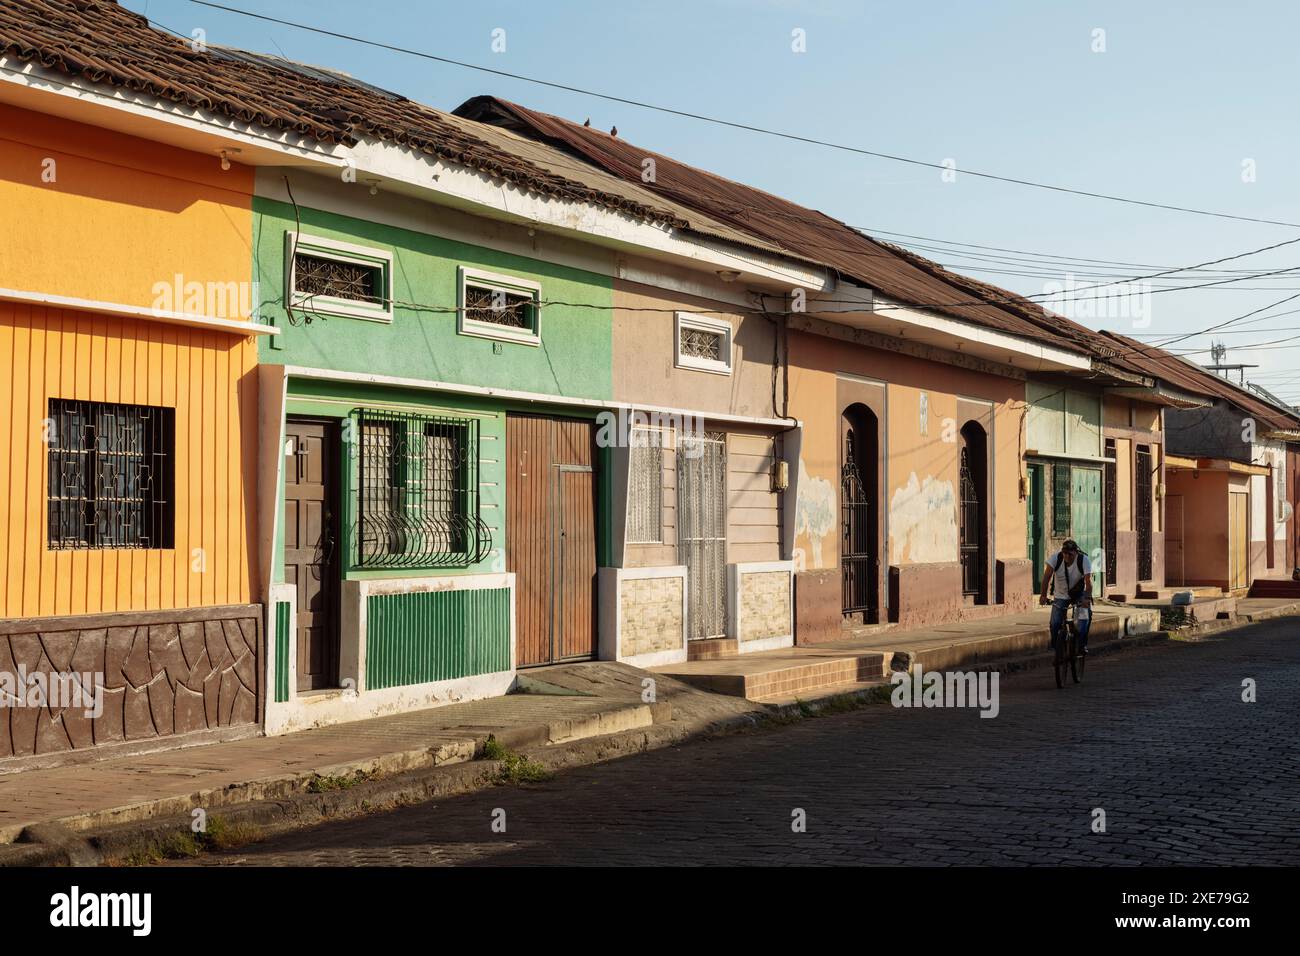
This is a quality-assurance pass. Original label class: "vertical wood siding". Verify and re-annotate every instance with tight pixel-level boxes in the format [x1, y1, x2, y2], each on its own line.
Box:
[0, 303, 258, 619]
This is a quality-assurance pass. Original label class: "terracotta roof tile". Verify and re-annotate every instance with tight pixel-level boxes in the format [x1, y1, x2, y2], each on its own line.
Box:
[0, 0, 690, 226]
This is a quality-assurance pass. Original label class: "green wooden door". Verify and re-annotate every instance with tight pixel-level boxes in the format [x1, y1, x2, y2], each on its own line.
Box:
[1026, 463, 1044, 594]
[1072, 466, 1104, 594]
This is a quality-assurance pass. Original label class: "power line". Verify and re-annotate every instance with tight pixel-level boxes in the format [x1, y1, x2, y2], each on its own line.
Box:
[184, 0, 1300, 229]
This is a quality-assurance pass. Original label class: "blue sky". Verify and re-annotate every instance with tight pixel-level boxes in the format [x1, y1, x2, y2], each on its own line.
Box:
[129, 0, 1300, 399]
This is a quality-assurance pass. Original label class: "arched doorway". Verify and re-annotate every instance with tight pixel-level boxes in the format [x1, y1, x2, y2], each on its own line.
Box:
[959, 421, 989, 605]
[841, 404, 879, 623]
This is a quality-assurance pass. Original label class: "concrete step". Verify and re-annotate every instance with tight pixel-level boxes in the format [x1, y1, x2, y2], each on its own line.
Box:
[1136, 585, 1225, 600]
[1248, 579, 1300, 599]
[660, 653, 887, 702]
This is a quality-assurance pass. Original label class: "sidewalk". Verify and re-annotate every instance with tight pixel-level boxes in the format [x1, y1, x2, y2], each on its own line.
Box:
[0, 663, 760, 849]
[654, 603, 1161, 702]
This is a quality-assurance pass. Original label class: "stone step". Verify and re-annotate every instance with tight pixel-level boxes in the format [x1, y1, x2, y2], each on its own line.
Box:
[686, 638, 739, 661]
[661, 654, 887, 702]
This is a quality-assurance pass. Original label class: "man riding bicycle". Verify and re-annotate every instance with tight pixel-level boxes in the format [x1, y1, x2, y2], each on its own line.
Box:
[1039, 538, 1092, 654]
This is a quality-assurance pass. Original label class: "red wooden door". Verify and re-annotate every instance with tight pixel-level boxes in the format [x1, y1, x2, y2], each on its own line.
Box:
[506, 414, 597, 666]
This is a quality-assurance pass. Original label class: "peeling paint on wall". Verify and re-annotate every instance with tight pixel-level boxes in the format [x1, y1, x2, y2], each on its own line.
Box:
[890, 472, 958, 565]
[795, 458, 836, 569]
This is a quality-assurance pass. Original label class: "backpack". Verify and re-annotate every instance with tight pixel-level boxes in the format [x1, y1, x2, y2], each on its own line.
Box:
[1053, 553, 1088, 602]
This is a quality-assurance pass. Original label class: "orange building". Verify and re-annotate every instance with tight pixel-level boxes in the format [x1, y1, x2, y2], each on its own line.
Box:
[0, 93, 272, 761]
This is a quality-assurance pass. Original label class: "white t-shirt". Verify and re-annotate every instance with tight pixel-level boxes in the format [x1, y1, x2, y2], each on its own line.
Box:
[1049, 551, 1091, 601]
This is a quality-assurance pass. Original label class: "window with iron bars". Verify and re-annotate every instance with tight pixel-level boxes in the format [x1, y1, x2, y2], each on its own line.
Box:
[627, 427, 665, 544]
[47, 399, 175, 549]
[458, 267, 542, 344]
[294, 252, 383, 305]
[1052, 462, 1072, 535]
[352, 409, 492, 569]
[464, 284, 537, 331]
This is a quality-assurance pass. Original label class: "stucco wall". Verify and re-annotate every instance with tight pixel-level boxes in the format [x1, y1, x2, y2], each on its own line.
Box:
[0, 102, 254, 315]
[786, 329, 1024, 634]
[611, 278, 777, 418]
[252, 192, 614, 400]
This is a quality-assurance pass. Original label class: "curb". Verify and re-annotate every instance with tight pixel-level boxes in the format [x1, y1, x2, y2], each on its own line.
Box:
[0, 699, 668, 851]
[0, 711, 758, 867]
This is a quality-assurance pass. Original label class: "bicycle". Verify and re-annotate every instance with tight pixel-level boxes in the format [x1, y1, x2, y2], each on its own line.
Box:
[1053, 601, 1087, 688]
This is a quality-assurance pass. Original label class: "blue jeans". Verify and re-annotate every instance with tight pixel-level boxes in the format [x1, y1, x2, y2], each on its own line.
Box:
[1050, 598, 1091, 650]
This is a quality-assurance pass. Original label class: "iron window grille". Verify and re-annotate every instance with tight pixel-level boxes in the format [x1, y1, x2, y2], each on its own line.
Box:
[674, 312, 733, 375]
[286, 232, 393, 322]
[464, 284, 536, 330]
[1052, 462, 1072, 535]
[680, 327, 723, 362]
[294, 253, 382, 305]
[627, 427, 665, 544]
[47, 399, 175, 550]
[457, 267, 542, 344]
[351, 408, 492, 569]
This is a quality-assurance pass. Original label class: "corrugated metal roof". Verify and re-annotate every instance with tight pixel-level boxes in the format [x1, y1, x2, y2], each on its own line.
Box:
[1100, 330, 1300, 434]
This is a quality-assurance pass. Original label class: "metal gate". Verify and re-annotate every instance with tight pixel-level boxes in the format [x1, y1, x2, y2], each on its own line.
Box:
[841, 430, 873, 618]
[1136, 445, 1153, 582]
[1104, 438, 1118, 587]
[959, 446, 982, 597]
[678, 431, 727, 641]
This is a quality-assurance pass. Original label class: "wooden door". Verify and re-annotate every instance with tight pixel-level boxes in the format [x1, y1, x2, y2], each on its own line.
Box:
[1072, 466, 1104, 596]
[1229, 492, 1249, 590]
[557, 466, 597, 660]
[506, 414, 598, 666]
[284, 419, 340, 691]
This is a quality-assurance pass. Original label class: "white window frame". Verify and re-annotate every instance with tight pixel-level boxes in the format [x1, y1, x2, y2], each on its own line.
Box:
[457, 266, 542, 346]
[674, 312, 733, 376]
[286, 232, 393, 323]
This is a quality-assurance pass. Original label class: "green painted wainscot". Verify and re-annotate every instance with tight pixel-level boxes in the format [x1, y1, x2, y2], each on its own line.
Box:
[365, 586, 512, 690]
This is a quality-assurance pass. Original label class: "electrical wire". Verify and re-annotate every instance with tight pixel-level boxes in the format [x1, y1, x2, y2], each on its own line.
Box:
[183, 0, 1300, 230]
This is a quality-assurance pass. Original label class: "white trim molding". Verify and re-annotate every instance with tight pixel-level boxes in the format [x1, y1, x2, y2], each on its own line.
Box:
[0, 287, 279, 336]
[457, 266, 542, 346]
[674, 311, 734, 376]
[598, 565, 689, 668]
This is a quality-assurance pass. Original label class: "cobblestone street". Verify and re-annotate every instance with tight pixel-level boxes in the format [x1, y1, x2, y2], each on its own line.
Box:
[192, 621, 1300, 866]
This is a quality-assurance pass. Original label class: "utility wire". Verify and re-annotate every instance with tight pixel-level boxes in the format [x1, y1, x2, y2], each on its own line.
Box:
[184, 0, 1300, 229]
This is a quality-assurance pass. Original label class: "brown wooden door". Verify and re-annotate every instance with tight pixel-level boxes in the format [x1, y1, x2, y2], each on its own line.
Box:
[506, 414, 597, 666]
[284, 419, 340, 691]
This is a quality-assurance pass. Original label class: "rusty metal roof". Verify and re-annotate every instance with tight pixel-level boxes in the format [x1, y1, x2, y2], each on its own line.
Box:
[454, 95, 1120, 357]
[1100, 330, 1300, 434]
